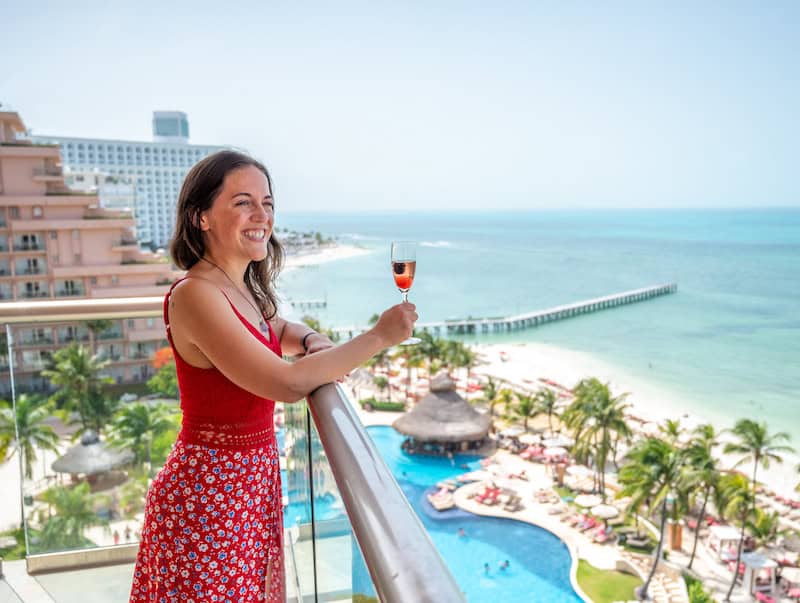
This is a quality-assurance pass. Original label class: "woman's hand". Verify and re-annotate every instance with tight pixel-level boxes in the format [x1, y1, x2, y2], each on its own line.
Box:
[371, 302, 418, 347]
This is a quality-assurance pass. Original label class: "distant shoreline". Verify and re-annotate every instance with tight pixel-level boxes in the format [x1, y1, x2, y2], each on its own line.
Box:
[283, 243, 372, 272]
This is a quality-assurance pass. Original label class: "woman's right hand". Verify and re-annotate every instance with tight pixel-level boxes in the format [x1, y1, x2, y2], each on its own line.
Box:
[371, 302, 418, 347]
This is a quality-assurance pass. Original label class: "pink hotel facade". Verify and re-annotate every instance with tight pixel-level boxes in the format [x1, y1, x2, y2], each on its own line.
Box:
[0, 110, 179, 394]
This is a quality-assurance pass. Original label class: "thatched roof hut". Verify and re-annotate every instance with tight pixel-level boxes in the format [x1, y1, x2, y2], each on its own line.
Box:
[51, 430, 134, 476]
[393, 372, 491, 452]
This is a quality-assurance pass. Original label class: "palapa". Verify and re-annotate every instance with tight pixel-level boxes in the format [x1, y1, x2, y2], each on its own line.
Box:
[51, 430, 134, 476]
[393, 372, 491, 443]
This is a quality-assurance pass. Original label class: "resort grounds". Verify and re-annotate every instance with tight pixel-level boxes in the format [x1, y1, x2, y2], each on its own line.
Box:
[344, 339, 800, 603]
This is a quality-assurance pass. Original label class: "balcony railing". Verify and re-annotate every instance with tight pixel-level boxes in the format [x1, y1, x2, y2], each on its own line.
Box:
[13, 242, 44, 251]
[0, 296, 464, 602]
[19, 291, 49, 299]
[33, 167, 63, 177]
[55, 288, 85, 297]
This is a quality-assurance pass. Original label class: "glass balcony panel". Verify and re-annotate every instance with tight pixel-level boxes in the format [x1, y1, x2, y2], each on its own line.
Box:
[283, 400, 379, 602]
[3, 312, 172, 563]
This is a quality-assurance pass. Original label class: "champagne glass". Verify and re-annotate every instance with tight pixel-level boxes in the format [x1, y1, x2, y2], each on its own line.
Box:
[390, 241, 420, 345]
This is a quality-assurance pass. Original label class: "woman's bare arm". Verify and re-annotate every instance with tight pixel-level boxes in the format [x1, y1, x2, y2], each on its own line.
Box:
[169, 278, 415, 402]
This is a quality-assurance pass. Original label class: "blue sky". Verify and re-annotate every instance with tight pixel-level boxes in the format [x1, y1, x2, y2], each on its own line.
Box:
[2, 1, 798, 211]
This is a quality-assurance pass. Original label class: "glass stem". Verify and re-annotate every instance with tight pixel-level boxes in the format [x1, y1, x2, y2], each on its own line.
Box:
[402, 291, 409, 303]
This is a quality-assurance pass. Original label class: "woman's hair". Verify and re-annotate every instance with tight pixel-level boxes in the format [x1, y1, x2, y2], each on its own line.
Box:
[171, 150, 284, 319]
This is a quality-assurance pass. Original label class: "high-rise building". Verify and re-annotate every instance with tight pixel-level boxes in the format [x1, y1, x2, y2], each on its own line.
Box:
[152, 111, 190, 143]
[0, 109, 178, 394]
[33, 111, 225, 248]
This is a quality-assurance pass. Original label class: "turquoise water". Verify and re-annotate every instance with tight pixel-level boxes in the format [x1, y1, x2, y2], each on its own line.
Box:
[367, 426, 582, 602]
[279, 209, 800, 442]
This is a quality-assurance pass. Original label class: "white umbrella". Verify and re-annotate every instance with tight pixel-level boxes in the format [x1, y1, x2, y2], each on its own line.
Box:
[543, 436, 573, 448]
[566, 465, 593, 477]
[501, 426, 525, 437]
[574, 494, 603, 508]
[781, 566, 800, 585]
[591, 504, 619, 519]
[519, 433, 541, 445]
[543, 446, 568, 458]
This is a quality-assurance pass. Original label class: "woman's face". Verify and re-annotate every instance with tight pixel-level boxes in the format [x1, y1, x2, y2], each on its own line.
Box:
[200, 165, 274, 264]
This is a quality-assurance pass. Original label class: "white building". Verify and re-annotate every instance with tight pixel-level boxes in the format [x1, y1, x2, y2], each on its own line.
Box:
[33, 112, 225, 248]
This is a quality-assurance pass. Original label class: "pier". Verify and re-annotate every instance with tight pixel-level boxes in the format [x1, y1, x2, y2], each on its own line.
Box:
[289, 298, 327, 309]
[332, 283, 677, 339]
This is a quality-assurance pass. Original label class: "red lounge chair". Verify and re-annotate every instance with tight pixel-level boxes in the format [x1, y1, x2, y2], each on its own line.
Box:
[755, 593, 775, 603]
[475, 487, 501, 505]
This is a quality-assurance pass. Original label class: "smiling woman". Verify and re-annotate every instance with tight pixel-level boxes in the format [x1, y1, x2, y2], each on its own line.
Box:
[128, 150, 419, 603]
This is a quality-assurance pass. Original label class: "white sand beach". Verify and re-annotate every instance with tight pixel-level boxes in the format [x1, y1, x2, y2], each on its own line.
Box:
[284, 244, 372, 271]
[472, 342, 800, 500]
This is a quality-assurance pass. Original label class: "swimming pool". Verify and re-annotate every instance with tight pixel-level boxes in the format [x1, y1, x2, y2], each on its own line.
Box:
[367, 426, 582, 602]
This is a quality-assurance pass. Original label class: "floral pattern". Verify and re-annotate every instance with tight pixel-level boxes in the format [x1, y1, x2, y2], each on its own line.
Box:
[129, 439, 284, 602]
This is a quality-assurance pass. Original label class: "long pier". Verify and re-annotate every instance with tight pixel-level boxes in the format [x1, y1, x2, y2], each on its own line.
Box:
[332, 283, 677, 339]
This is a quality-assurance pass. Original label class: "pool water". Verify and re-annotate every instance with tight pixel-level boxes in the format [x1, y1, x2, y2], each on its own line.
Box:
[367, 426, 582, 602]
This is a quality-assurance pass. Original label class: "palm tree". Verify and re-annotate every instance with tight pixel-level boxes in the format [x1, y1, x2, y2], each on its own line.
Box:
[747, 507, 784, 550]
[512, 394, 538, 432]
[719, 473, 757, 602]
[496, 388, 516, 421]
[108, 402, 177, 469]
[796, 462, 800, 493]
[563, 378, 631, 498]
[685, 424, 723, 570]
[534, 387, 559, 433]
[41, 343, 114, 433]
[618, 437, 686, 601]
[373, 376, 391, 402]
[659, 419, 684, 446]
[37, 482, 105, 552]
[0, 394, 60, 480]
[724, 419, 794, 535]
[481, 376, 500, 416]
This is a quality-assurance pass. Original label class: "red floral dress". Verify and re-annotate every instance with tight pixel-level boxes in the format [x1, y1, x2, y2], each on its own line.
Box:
[130, 279, 285, 602]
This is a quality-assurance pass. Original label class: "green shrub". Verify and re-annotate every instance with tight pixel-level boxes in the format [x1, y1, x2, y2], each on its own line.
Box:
[359, 396, 405, 412]
[684, 574, 717, 603]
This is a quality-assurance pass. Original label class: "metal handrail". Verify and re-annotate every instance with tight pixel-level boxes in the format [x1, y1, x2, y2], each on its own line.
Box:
[308, 383, 465, 603]
[2, 298, 465, 601]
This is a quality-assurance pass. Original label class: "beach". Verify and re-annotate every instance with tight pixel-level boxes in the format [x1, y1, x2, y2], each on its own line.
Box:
[283, 243, 372, 271]
[471, 341, 800, 500]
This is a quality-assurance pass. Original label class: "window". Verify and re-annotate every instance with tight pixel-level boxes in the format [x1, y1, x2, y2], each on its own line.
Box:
[9, 207, 19, 219]
[111, 275, 118, 285]
[72, 230, 80, 240]
[90, 277, 97, 285]
[49, 231, 57, 239]
[32, 206, 43, 218]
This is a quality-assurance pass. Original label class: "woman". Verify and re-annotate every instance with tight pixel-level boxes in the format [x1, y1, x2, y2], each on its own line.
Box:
[129, 151, 417, 602]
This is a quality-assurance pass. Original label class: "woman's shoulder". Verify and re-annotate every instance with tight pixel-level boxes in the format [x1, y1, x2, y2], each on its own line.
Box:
[170, 276, 228, 313]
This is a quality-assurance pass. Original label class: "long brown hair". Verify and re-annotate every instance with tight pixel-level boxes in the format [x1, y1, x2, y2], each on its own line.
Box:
[171, 150, 284, 319]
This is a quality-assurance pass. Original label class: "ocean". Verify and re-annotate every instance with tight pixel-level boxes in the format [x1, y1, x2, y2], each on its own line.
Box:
[277, 209, 800, 444]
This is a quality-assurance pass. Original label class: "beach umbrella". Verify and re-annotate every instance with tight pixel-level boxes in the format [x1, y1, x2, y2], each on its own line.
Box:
[51, 430, 134, 476]
[519, 433, 540, 445]
[542, 436, 573, 448]
[574, 494, 603, 508]
[501, 426, 525, 438]
[566, 465, 593, 477]
[590, 504, 619, 519]
[543, 446, 568, 458]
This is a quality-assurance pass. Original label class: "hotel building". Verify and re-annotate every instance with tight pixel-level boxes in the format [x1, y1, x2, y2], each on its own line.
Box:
[33, 111, 225, 248]
[0, 109, 179, 394]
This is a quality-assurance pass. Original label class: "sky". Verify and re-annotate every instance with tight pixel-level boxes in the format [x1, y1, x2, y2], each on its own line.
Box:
[2, 1, 799, 211]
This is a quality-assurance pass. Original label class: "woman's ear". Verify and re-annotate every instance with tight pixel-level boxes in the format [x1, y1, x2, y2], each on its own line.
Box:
[196, 210, 210, 232]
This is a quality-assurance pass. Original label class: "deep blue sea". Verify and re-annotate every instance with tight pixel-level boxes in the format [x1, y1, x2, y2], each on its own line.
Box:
[277, 209, 800, 443]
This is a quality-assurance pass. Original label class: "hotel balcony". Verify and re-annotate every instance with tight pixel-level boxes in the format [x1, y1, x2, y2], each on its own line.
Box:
[11, 238, 44, 252]
[0, 297, 464, 603]
[32, 166, 64, 182]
